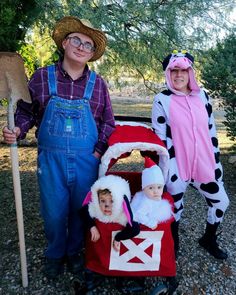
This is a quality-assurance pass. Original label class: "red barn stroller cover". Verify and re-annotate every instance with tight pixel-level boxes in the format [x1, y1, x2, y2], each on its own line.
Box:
[85, 122, 176, 277]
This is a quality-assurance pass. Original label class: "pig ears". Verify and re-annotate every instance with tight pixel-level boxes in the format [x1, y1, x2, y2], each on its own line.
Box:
[122, 195, 133, 226]
[82, 191, 92, 206]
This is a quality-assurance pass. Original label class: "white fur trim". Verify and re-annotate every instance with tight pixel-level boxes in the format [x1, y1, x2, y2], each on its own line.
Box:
[99, 142, 169, 181]
[88, 175, 131, 226]
[131, 192, 173, 226]
[152, 199, 173, 223]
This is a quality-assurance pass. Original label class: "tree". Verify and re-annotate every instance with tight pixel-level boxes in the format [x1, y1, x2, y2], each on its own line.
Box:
[0, 0, 63, 51]
[65, 0, 236, 88]
[0, 0, 38, 51]
[0, 0, 65, 77]
[1, 0, 235, 89]
[19, 25, 56, 76]
[201, 33, 236, 140]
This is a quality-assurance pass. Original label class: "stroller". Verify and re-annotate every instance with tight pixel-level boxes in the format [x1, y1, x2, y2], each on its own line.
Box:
[74, 121, 178, 295]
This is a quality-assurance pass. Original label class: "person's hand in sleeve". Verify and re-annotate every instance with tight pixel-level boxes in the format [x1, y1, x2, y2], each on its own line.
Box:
[113, 240, 120, 252]
[90, 226, 100, 242]
[2, 126, 21, 144]
[93, 150, 101, 159]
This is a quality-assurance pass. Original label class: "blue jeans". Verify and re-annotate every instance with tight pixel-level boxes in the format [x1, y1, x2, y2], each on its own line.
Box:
[38, 148, 100, 258]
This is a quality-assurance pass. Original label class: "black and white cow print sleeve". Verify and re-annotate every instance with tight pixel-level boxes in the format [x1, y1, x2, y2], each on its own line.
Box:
[152, 94, 167, 143]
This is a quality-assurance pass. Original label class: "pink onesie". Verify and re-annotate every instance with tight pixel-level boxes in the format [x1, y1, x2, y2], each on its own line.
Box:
[169, 93, 215, 182]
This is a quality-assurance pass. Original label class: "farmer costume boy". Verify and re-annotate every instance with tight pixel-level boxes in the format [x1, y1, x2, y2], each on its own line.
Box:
[2, 16, 115, 278]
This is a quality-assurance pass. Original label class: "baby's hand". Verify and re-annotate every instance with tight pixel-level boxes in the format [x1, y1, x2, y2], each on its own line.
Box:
[90, 226, 100, 242]
[113, 240, 120, 252]
[151, 225, 158, 230]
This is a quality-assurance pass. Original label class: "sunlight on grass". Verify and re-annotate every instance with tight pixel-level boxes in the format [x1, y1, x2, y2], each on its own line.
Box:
[112, 102, 152, 117]
[110, 150, 144, 171]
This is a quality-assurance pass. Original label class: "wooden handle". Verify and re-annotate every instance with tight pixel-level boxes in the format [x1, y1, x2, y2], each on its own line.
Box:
[8, 101, 28, 287]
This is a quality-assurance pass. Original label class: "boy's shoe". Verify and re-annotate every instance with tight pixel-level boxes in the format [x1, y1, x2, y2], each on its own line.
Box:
[67, 254, 84, 274]
[43, 258, 64, 279]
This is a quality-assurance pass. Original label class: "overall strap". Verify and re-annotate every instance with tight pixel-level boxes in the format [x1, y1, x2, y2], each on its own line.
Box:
[47, 64, 57, 96]
[83, 71, 97, 100]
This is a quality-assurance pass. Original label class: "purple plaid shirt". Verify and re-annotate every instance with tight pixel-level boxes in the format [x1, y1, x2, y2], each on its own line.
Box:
[15, 61, 115, 154]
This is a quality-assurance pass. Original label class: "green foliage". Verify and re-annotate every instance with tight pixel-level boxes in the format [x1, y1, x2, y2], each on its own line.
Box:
[0, 0, 38, 51]
[0, 0, 235, 91]
[18, 24, 60, 77]
[201, 33, 236, 140]
[66, 0, 235, 86]
[0, 98, 8, 107]
[0, 0, 64, 52]
[18, 43, 39, 78]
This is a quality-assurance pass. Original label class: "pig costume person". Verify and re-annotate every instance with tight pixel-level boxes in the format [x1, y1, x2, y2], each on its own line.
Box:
[152, 50, 229, 259]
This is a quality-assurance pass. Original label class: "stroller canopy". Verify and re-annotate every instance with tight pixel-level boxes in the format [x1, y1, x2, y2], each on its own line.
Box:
[99, 122, 169, 181]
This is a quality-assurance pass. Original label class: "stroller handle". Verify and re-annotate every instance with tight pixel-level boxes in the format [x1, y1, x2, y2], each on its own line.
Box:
[115, 115, 151, 123]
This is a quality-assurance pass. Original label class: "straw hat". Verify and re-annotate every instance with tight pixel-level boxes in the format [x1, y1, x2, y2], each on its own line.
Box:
[52, 16, 107, 62]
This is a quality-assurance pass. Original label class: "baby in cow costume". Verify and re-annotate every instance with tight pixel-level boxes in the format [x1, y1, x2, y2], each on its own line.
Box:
[152, 50, 229, 259]
[131, 157, 173, 229]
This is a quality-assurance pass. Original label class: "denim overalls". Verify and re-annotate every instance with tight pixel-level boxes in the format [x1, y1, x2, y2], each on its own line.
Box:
[37, 65, 100, 259]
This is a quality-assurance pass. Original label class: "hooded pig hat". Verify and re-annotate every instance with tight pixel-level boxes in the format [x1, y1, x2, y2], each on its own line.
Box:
[162, 50, 200, 95]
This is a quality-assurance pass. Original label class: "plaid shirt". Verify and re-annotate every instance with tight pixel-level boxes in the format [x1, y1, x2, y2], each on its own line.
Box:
[15, 61, 115, 154]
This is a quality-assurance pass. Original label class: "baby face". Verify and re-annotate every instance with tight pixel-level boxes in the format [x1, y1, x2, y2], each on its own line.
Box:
[143, 184, 164, 201]
[98, 192, 113, 216]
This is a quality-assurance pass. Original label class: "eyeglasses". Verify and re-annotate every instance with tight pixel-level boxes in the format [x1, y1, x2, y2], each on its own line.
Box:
[66, 36, 95, 53]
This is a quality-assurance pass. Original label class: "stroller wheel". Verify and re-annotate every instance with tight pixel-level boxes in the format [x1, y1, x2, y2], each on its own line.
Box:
[149, 283, 168, 295]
